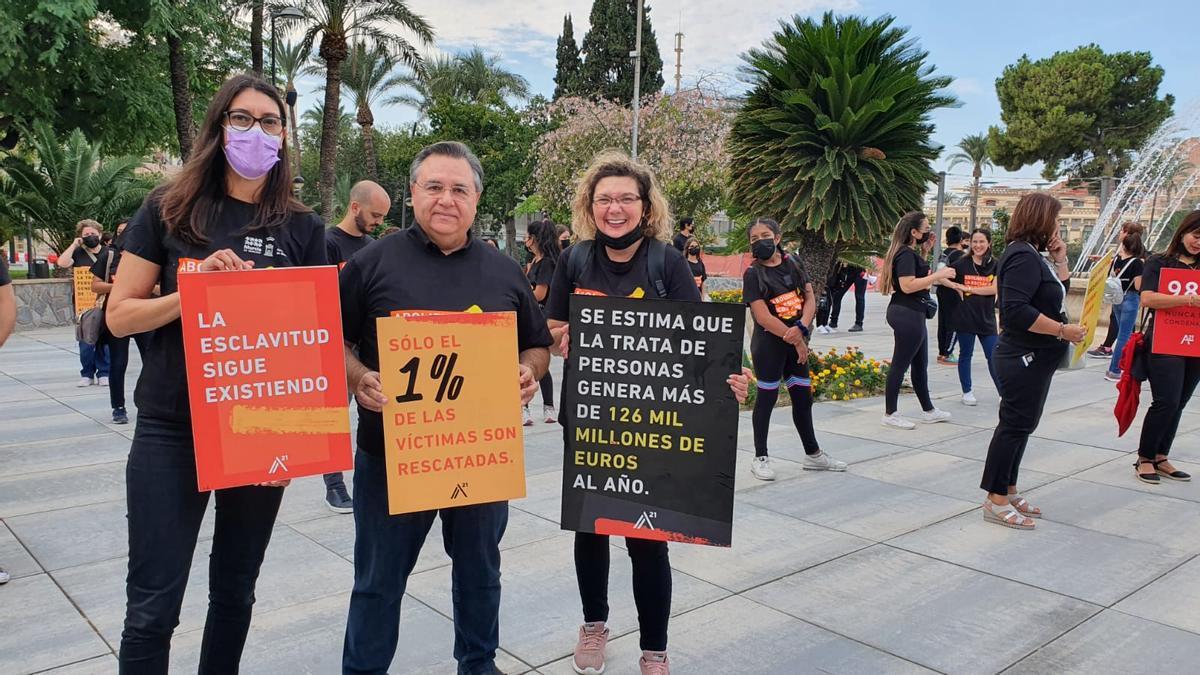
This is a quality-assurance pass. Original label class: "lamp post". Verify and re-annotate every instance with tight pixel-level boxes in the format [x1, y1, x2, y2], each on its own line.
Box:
[270, 6, 305, 90]
[629, 0, 645, 160]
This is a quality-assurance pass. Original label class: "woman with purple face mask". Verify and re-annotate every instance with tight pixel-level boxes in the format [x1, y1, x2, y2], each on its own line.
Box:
[105, 73, 325, 672]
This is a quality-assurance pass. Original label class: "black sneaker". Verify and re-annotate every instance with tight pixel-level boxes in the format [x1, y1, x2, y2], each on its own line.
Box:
[848, 323, 863, 332]
[326, 485, 353, 513]
[112, 407, 129, 424]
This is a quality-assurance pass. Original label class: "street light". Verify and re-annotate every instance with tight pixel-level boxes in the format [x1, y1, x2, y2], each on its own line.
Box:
[270, 6, 305, 90]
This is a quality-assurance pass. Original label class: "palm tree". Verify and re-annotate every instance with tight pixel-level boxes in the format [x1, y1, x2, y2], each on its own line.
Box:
[728, 13, 955, 291]
[946, 133, 993, 230]
[0, 123, 151, 255]
[332, 42, 409, 178]
[275, 39, 312, 176]
[294, 0, 434, 220]
[391, 48, 530, 131]
[389, 53, 458, 129]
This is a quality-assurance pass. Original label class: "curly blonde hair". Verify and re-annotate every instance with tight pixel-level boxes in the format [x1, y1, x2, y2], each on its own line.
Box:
[570, 150, 673, 242]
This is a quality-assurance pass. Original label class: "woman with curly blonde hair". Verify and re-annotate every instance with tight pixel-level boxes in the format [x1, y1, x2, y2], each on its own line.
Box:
[545, 150, 750, 675]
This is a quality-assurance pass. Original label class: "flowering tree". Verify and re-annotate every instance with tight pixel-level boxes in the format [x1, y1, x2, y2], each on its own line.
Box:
[531, 90, 732, 231]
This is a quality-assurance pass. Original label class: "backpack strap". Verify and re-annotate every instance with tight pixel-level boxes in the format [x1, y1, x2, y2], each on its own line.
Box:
[565, 240, 594, 291]
[644, 238, 668, 298]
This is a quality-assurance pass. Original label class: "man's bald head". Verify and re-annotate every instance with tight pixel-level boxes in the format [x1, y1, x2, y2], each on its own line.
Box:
[347, 180, 392, 235]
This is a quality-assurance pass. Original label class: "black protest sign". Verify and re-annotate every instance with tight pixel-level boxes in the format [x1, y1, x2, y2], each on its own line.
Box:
[561, 295, 744, 547]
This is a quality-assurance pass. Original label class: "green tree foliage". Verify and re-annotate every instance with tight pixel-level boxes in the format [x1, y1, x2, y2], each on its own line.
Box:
[336, 42, 410, 179]
[0, 123, 153, 255]
[946, 133, 993, 230]
[728, 12, 955, 293]
[554, 14, 583, 100]
[579, 0, 664, 104]
[988, 45, 1174, 182]
[275, 39, 312, 176]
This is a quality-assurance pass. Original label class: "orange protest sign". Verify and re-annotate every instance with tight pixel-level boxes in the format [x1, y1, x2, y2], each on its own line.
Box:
[377, 312, 525, 514]
[73, 266, 98, 315]
[178, 266, 352, 491]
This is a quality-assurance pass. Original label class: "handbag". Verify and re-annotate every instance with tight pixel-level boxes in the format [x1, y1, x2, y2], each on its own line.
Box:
[1126, 307, 1152, 382]
[75, 251, 113, 345]
[921, 294, 938, 320]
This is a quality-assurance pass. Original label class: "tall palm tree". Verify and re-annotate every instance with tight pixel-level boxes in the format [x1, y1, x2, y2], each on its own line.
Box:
[946, 133, 993, 230]
[389, 53, 459, 130]
[334, 42, 409, 178]
[275, 39, 312, 176]
[729, 12, 955, 291]
[294, 0, 434, 220]
[391, 48, 530, 131]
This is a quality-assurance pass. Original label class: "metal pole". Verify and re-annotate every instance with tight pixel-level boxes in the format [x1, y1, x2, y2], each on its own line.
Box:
[934, 171, 946, 243]
[630, 0, 644, 160]
[401, 178, 409, 229]
[270, 14, 277, 89]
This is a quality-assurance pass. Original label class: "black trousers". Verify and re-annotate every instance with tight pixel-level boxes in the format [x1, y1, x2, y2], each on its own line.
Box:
[750, 332, 818, 457]
[935, 288, 958, 357]
[1138, 353, 1200, 460]
[980, 341, 1063, 494]
[830, 277, 867, 327]
[885, 304, 933, 415]
[119, 416, 284, 674]
[99, 328, 150, 410]
[1102, 308, 1119, 348]
[575, 532, 671, 651]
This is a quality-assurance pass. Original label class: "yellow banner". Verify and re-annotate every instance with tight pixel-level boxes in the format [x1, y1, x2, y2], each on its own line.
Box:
[1074, 251, 1114, 366]
[73, 266, 98, 315]
[377, 312, 525, 514]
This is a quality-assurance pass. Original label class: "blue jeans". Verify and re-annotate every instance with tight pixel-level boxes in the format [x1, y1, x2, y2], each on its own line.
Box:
[343, 449, 507, 675]
[1109, 291, 1141, 374]
[80, 340, 110, 378]
[956, 332, 999, 394]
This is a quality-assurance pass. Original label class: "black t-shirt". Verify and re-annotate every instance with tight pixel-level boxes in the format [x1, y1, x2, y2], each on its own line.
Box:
[672, 232, 689, 252]
[1141, 254, 1197, 344]
[71, 246, 106, 269]
[88, 248, 121, 283]
[950, 255, 997, 335]
[935, 247, 966, 311]
[0, 257, 10, 286]
[1113, 255, 1145, 293]
[546, 237, 699, 319]
[996, 242, 1068, 350]
[688, 258, 707, 288]
[743, 259, 809, 333]
[527, 256, 556, 307]
[889, 247, 931, 312]
[121, 196, 327, 422]
[340, 226, 553, 457]
[326, 227, 374, 268]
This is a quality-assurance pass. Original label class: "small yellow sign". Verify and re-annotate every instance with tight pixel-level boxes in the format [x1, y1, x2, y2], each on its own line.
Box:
[73, 266, 98, 315]
[1074, 251, 1114, 366]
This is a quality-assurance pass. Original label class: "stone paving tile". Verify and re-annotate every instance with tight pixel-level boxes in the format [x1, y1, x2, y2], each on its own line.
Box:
[405, 533, 730, 669]
[742, 425, 915, 466]
[740, 471, 976, 540]
[540, 595, 935, 675]
[744, 545, 1098, 675]
[39, 656, 118, 674]
[1007, 609, 1200, 674]
[851, 449, 1061, 503]
[923, 428, 1124, 477]
[0, 432, 129, 479]
[0, 396, 79, 422]
[890, 510, 1190, 606]
[1074, 455, 1200, 504]
[1113, 555, 1200, 634]
[0, 574, 111, 674]
[0, 520, 42, 580]
[0, 411, 111, 446]
[0, 460, 125, 519]
[814, 408, 982, 448]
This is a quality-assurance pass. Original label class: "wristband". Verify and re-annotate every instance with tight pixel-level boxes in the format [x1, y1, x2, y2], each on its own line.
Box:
[798, 324, 810, 338]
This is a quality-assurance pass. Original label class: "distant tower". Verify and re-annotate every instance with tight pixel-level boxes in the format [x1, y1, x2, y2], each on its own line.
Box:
[673, 31, 683, 93]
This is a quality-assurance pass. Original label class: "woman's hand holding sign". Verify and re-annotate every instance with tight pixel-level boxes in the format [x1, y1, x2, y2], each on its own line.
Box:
[201, 249, 255, 272]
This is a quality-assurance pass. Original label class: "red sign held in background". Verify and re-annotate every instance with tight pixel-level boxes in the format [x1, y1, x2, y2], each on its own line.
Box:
[1152, 268, 1200, 357]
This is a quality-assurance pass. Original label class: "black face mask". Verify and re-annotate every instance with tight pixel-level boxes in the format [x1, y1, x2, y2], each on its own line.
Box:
[687, 246, 700, 255]
[82, 235, 100, 248]
[914, 231, 931, 245]
[752, 239, 778, 260]
[595, 226, 645, 251]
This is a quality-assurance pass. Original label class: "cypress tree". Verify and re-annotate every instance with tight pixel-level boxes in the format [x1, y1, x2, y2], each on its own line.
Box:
[579, 0, 664, 104]
[554, 14, 583, 99]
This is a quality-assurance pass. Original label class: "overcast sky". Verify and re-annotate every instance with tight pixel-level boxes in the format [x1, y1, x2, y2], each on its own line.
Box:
[286, 0, 1200, 193]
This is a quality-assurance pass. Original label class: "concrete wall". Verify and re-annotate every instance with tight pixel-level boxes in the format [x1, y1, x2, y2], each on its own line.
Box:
[13, 279, 75, 331]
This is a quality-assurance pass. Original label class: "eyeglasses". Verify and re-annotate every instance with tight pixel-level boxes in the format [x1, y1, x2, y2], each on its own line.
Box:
[416, 181, 475, 202]
[593, 195, 642, 208]
[225, 110, 285, 136]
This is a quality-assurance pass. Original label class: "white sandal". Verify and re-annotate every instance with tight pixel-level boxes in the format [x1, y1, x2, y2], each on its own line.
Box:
[982, 501, 1036, 530]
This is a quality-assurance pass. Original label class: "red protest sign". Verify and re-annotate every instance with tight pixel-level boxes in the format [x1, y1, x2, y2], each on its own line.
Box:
[1152, 268, 1200, 357]
[179, 266, 352, 491]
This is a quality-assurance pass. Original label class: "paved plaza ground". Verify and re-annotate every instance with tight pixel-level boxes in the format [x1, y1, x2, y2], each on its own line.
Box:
[3, 292, 1200, 674]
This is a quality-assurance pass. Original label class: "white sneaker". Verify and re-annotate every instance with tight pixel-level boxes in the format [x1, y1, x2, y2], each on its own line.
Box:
[522, 405, 533, 426]
[750, 456, 776, 481]
[803, 451, 847, 471]
[76, 377, 93, 387]
[816, 325, 831, 335]
[826, 326, 839, 334]
[0, 567, 9, 584]
[881, 413, 916, 430]
[543, 405, 558, 424]
[920, 408, 952, 424]
[97, 376, 110, 387]
[961, 391, 977, 406]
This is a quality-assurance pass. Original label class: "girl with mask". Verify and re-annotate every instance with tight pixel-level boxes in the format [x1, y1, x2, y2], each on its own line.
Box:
[60, 219, 111, 386]
[878, 211, 956, 429]
[524, 219, 561, 424]
[743, 217, 845, 481]
[684, 235, 707, 296]
[105, 73, 324, 671]
[546, 151, 750, 675]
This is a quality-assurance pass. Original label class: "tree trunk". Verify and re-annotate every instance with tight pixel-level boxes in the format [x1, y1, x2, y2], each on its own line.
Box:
[358, 104, 379, 180]
[969, 171, 981, 231]
[289, 100, 301, 177]
[318, 62, 343, 221]
[166, 33, 194, 161]
[504, 217, 518, 260]
[792, 229, 838, 301]
[250, 1, 264, 75]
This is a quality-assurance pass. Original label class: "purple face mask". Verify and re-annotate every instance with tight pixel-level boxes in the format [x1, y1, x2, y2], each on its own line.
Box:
[224, 126, 281, 180]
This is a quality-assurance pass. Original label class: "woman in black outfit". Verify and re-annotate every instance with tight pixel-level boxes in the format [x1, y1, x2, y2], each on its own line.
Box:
[945, 228, 999, 406]
[106, 73, 325, 671]
[684, 235, 707, 296]
[525, 219, 561, 424]
[878, 211, 956, 430]
[91, 220, 152, 424]
[1133, 211, 1200, 484]
[980, 193, 1085, 529]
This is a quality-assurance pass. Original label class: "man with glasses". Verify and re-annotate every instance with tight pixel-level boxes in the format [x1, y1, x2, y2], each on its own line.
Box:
[338, 141, 551, 674]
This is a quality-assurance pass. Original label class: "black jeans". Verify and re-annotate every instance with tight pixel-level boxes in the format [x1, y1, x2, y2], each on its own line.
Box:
[119, 416, 284, 674]
[575, 532, 671, 651]
[935, 288, 958, 357]
[1138, 353, 1200, 460]
[980, 341, 1064, 494]
[99, 328, 150, 410]
[830, 277, 867, 327]
[885, 304, 934, 415]
[343, 449, 507, 675]
[538, 369, 555, 407]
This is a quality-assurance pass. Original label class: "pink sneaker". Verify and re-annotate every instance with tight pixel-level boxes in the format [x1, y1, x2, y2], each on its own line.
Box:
[572, 622, 609, 674]
[639, 651, 670, 675]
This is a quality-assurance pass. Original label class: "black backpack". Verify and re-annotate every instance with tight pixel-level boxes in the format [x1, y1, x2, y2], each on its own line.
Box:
[565, 238, 669, 298]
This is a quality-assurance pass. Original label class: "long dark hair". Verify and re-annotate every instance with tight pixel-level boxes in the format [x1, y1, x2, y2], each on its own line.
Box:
[528, 219, 561, 267]
[155, 73, 308, 246]
[879, 211, 928, 295]
[1165, 210, 1200, 260]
